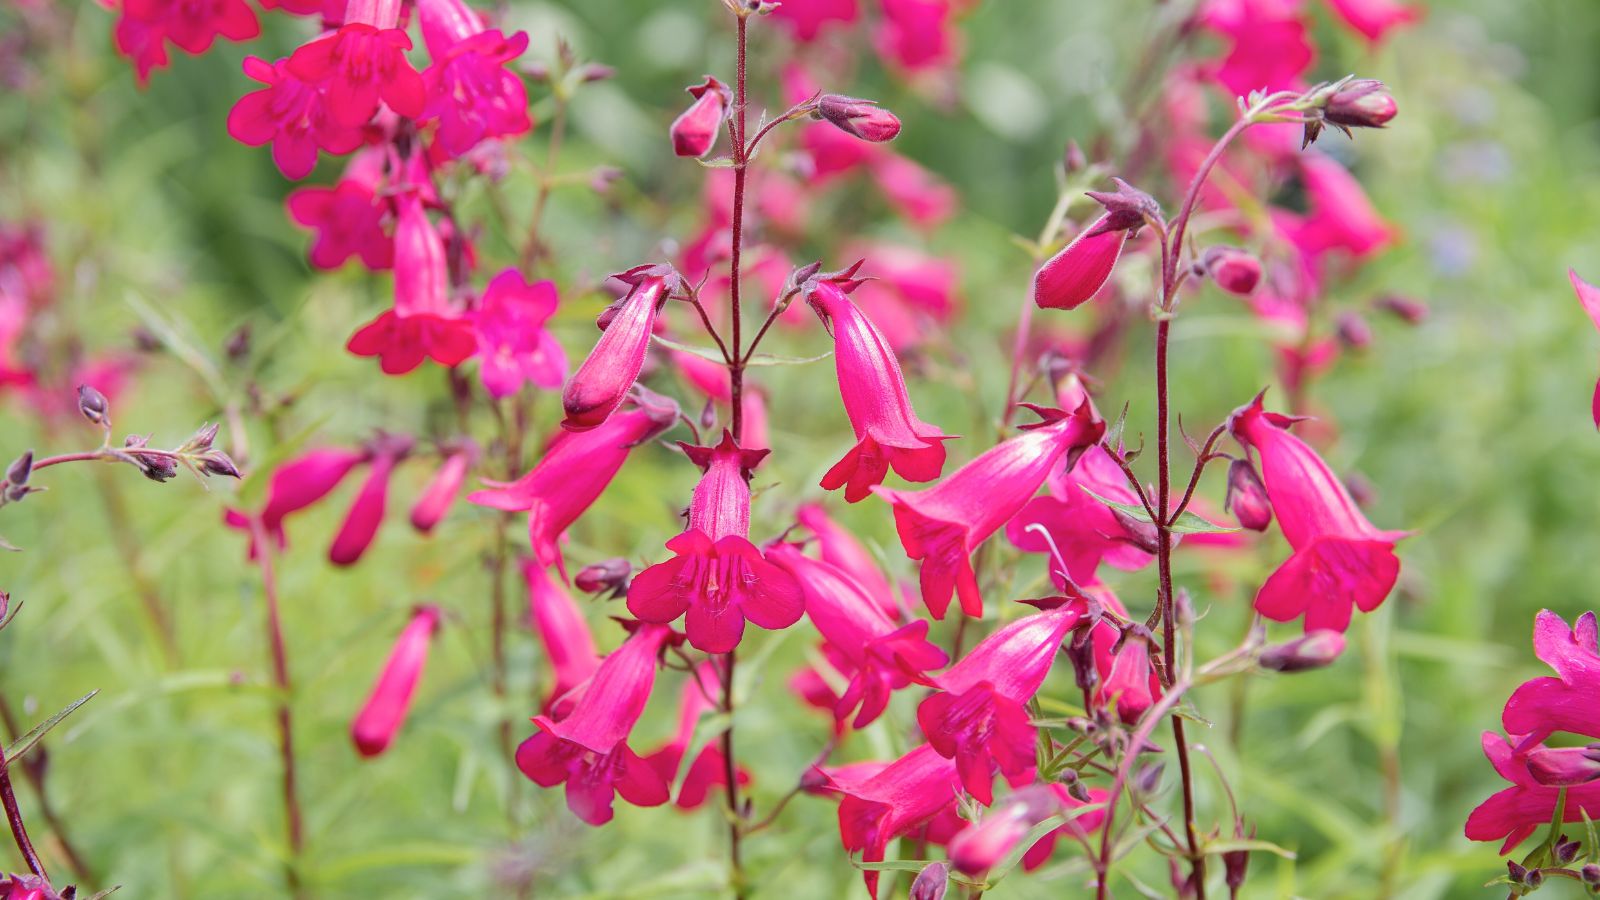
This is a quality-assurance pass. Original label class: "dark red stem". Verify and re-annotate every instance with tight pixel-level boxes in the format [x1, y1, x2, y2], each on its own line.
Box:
[249, 518, 305, 897]
[0, 746, 45, 881]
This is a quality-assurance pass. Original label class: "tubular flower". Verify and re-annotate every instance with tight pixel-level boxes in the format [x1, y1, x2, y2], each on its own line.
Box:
[329, 436, 410, 566]
[471, 396, 678, 578]
[947, 786, 1066, 876]
[524, 562, 601, 718]
[409, 441, 475, 533]
[1502, 610, 1600, 749]
[286, 0, 425, 128]
[917, 607, 1084, 803]
[562, 265, 676, 431]
[285, 150, 394, 270]
[767, 544, 946, 728]
[796, 502, 904, 621]
[347, 194, 477, 374]
[224, 447, 367, 555]
[1466, 732, 1600, 853]
[644, 662, 750, 809]
[835, 744, 962, 898]
[1095, 625, 1160, 725]
[514, 623, 674, 826]
[1006, 444, 1155, 586]
[1032, 179, 1159, 310]
[1228, 393, 1405, 632]
[807, 272, 953, 503]
[416, 0, 532, 158]
[670, 76, 731, 158]
[351, 605, 442, 757]
[876, 402, 1106, 619]
[1019, 783, 1110, 871]
[229, 56, 363, 180]
[473, 269, 567, 399]
[627, 432, 805, 654]
[1569, 270, 1600, 428]
[115, 0, 259, 85]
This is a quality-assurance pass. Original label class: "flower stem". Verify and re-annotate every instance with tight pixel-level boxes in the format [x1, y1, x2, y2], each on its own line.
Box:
[0, 695, 93, 885]
[249, 518, 306, 898]
[0, 745, 45, 881]
[520, 89, 569, 277]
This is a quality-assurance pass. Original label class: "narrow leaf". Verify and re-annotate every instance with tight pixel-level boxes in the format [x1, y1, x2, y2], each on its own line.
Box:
[1201, 837, 1297, 859]
[5, 689, 98, 764]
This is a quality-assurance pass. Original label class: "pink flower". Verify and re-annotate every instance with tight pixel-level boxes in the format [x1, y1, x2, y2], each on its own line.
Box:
[471, 397, 678, 577]
[917, 607, 1084, 803]
[346, 194, 476, 374]
[1282, 153, 1394, 261]
[116, 0, 259, 85]
[818, 95, 903, 143]
[229, 56, 363, 180]
[1324, 0, 1419, 43]
[562, 266, 675, 431]
[769, 0, 859, 41]
[1095, 625, 1160, 724]
[877, 402, 1106, 618]
[285, 152, 393, 269]
[417, 0, 532, 158]
[1502, 610, 1600, 749]
[807, 274, 953, 503]
[627, 433, 804, 653]
[1203, 246, 1262, 296]
[670, 76, 730, 158]
[1225, 457, 1273, 532]
[287, 13, 425, 128]
[871, 154, 956, 228]
[351, 605, 442, 756]
[1466, 732, 1600, 853]
[1019, 783, 1109, 871]
[524, 562, 601, 718]
[224, 447, 367, 554]
[1569, 270, 1600, 428]
[835, 744, 962, 897]
[767, 543, 946, 728]
[1228, 393, 1405, 631]
[947, 786, 1068, 876]
[1034, 182, 1158, 310]
[329, 438, 409, 566]
[644, 662, 750, 809]
[874, 0, 958, 73]
[514, 623, 674, 826]
[1007, 444, 1156, 586]
[473, 269, 567, 398]
[1197, 0, 1315, 96]
[409, 442, 475, 533]
[1525, 745, 1600, 787]
[796, 502, 904, 621]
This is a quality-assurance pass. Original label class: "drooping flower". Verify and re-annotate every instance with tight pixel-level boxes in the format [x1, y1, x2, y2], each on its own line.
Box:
[818, 94, 903, 143]
[286, 0, 426, 128]
[473, 269, 567, 398]
[946, 785, 1071, 876]
[562, 265, 676, 431]
[1006, 444, 1155, 586]
[1033, 179, 1159, 310]
[524, 561, 601, 718]
[917, 606, 1083, 803]
[795, 502, 904, 621]
[627, 433, 804, 653]
[116, 0, 260, 85]
[767, 543, 946, 728]
[351, 605, 442, 756]
[515, 623, 674, 825]
[877, 402, 1106, 618]
[644, 662, 750, 809]
[806, 271, 953, 503]
[1465, 731, 1600, 853]
[1569, 270, 1600, 429]
[1280, 153, 1394, 261]
[416, 0, 532, 158]
[670, 76, 730, 158]
[285, 151, 394, 269]
[471, 394, 678, 577]
[329, 436, 410, 566]
[1502, 610, 1600, 749]
[409, 441, 475, 533]
[224, 446, 368, 555]
[229, 56, 363, 180]
[1095, 624, 1160, 725]
[1228, 392, 1405, 632]
[834, 744, 962, 897]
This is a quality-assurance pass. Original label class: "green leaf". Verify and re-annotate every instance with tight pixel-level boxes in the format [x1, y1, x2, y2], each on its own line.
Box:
[651, 334, 727, 364]
[5, 689, 97, 765]
[983, 804, 1107, 887]
[745, 350, 832, 366]
[1201, 837, 1298, 859]
[851, 856, 934, 873]
[0, 533, 16, 552]
[1078, 486, 1239, 535]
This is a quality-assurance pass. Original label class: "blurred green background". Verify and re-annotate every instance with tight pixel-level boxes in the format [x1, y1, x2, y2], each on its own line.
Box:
[3, 0, 1600, 897]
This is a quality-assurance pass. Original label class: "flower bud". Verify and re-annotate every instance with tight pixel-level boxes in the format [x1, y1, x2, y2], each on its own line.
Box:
[910, 862, 948, 900]
[670, 76, 730, 158]
[575, 557, 632, 596]
[1526, 743, 1600, 787]
[1259, 630, 1346, 672]
[1224, 821, 1253, 894]
[184, 422, 220, 454]
[1336, 311, 1373, 350]
[1134, 762, 1165, 794]
[817, 94, 901, 142]
[225, 324, 253, 361]
[578, 63, 615, 83]
[1556, 835, 1583, 865]
[125, 435, 178, 482]
[1063, 139, 1087, 174]
[1582, 863, 1600, 886]
[1202, 246, 1262, 296]
[1112, 507, 1160, 554]
[5, 451, 31, 488]
[1374, 294, 1428, 324]
[1326, 79, 1397, 130]
[1066, 629, 1099, 693]
[77, 384, 110, 428]
[1225, 458, 1273, 532]
[200, 450, 242, 479]
[409, 443, 475, 534]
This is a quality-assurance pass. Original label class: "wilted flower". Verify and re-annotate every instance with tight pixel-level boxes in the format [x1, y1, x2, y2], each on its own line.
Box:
[351, 605, 442, 757]
[670, 76, 730, 158]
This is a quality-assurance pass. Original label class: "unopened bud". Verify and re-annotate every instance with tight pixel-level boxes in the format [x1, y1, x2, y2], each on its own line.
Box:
[909, 862, 948, 900]
[578, 63, 614, 83]
[575, 558, 632, 596]
[200, 450, 242, 479]
[1202, 246, 1262, 296]
[817, 94, 901, 142]
[1063, 140, 1087, 174]
[589, 166, 623, 194]
[225, 324, 252, 361]
[1224, 821, 1253, 893]
[1374, 294, 1428, 324]
[77, 384, 110, 428]
[1526, 744, 1600, 787]
[1225, 458, 1273, 532]
[1260, 630, 1346, 672]
[1134, 762, 1164, 794]
[5, 451, 31, 488]
[124, 435, 178, 483]
[1556, 835, 1583, 865]
[1336, 311, 1373, 350]
[671, 76, 731, 158]
[1112, 507, 1160, 554]
[186, 422, 219, 453]
[1582, 863, 1600, 886]
[1326, 79, 1397, 130]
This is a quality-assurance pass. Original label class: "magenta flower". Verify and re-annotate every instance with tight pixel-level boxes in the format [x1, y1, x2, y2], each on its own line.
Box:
[835, 744, 962, 897]
[796, 502, 904, 621]
[1203, 245, 1262, 296]
[351, 605, 441, 757]
[818, 94, 903, 143]
[670, 76, 730, 158]
[872, 153, 956, 228]
[1525, 745, 1600, 787]
[409, 442, 475, 533]
[1095, 625, 1160, 725]
[917, 607, 1083, 803]
[417, 0, 532, 158]
[644, 662, 750, 809]
[807, 273, 952, 503]
[523, 562, 601, 718]
[514, 623, 674, 826]
[767, 543, 946, 728]
[1466, 732, 1600, 853]
[1283, 153, 1394, 260]
[1032, 215, 1127, 310]
[1229, 393, 1404, 631]
[229, 56, 363, 180]
[1196, 0, 1315, 97]
[562, 266, 675, 431]
[877, 402, 1106, 618]
[471, 397, 678, 577]
[287, 14, 426, 128]
[1569, 270, 1600, 428]
[285, 163, 395, 270]
[874, 0, 957, 73]
[116, 0, 259, 85]
[1224, 457, 1273, 532]
[474, 269, 567, 398]
[347, 194, 476, 375]
[947, 786, 1067, 876]
[1502, 610, 1600, 749]
[224, 446, 367, 555]
[1324, 0, 1419, 43]
[1019, 783, 1110, 871]
[769, 0, 859, 41]
[627, 433, 805, 653]
[329, 438, 409, 566]
[1007, 444, 1156, 586]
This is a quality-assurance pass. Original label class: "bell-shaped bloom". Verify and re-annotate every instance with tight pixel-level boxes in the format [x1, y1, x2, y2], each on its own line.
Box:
[224, 447, 367, 554]
[474, 269, 567, 398]
[409, 442, 475, 533]
[796, 502, 903, 620]
[1033, 181, 1159, 310]
[286, 158, 395, 270]
[1502, 610, 1600, 748]
[1466, 732, 1600, 853]
[917, 607, 1084, 803]
[515, 622, 674, 825]
[287, 2, 426, 128]
[627, 433, 804, 653]
[562, 266, 675, 431]
[807, 275, 952, 503]
[1228, 393, 1405, 632]
[329, 439, 409, 566]
[644, 662, 750, 809]
[416, 0, 532, 158]
[877, 402, 1106, 618]
[115, 0, 259, 85]
[1325, 0, 1420, 43]
[768, 544, 946, 728]
[1007, 444, 1155, 586]
[1283, 153, 1394, 261]
[835, 744, 962, 897]
[229, 56, 363, 180]
[347, 194, 476, 374]
[351, 605, 442, 756]
[524, 562, 601, 718]
[472, 398, 678, 577]
[670, 76, 730, 158]
[1569, 270, 1600, 429]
